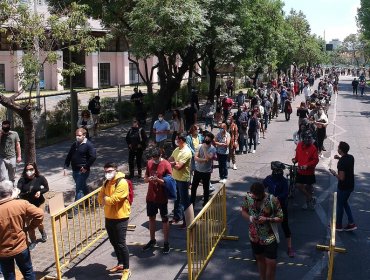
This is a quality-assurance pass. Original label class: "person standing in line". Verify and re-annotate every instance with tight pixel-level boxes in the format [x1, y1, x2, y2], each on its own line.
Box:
[329, 141, 357, 231]
[248, 110, 259, 154]
[98, 163, 131, 279]
[77, 110, 94, 139]
[142, 148, 172, 254]
[125, 120, 147, 179]
[214, 123, 230, 184]
[263, 162, 295, 258]
[241, 182, 283, 280]
[152, 114, 170, 153]
[0, 180, 44, 280]
[168, 134, 193, 228]
[17, 162, 49, 251]
[183, 103, 198, 132]
[170, 110, 184, 148]
[292, 131, 319, 210]
[351, 78, 359, 95]
[228, 116, 238, 170]
[0, 120, 22, 183]
[190, 132, 216, 207]
[64, 128, 96, 217]
[88, 96, 101, 136]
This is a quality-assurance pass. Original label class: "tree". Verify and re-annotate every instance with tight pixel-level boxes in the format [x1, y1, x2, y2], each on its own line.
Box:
[239, 0, 285, 85]
[342, 34, 362, 67]
[128, 0, 208, 118]
[197, 0, 242, 101]
[0, 1, 103, 162]
[357, 0, 370, 41]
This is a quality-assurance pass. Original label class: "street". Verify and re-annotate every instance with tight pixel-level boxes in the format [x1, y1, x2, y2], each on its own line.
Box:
[30, 75, 370, 280]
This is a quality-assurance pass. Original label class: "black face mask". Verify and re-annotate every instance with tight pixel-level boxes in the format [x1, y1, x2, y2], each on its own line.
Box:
[204, 140, 211, 145]
[2, 127, 10, 133]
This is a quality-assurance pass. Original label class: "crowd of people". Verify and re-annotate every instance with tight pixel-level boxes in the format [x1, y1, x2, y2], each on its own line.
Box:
[0, 67, 363, 280]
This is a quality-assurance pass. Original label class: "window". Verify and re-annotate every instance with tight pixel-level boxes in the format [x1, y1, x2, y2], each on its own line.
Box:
[0, 64, 5, 90]
[99, 63, 110, 87]
[129, 63, 139, 85]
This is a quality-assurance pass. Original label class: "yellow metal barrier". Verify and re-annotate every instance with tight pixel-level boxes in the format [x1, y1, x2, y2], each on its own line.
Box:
[47, 187, 135, 280]
[187, 184, 238, 280]
[316, 192, 346, 280]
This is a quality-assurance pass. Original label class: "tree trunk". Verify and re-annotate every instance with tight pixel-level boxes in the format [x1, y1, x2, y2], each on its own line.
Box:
[19, 109, 36, 163]
[208, 54, 217, 103]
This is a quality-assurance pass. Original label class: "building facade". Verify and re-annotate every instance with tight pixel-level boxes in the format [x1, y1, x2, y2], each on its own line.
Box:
[0, 0, 158, 92]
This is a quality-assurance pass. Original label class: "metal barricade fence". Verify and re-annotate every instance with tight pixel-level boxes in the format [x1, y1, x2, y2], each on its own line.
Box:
[316, 192, 346, 280]
[48, 187, 134, 280]
[187, 184, 238, 280]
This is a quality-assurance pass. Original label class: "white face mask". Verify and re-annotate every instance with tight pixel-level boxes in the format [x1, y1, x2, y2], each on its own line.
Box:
[105, 172, 116, 180]
[26, 170, 35, 177]
[76, 136, 84, 143]
[158, 117, 163, 122]
[175, 140, 179, 146]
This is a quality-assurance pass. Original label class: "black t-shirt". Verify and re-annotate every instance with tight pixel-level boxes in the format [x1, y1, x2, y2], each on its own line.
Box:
[184, 106, 197, 124]
[131, 92, 144, 108]
[337, 154, 355, 191]
[297, 108, 309, 119]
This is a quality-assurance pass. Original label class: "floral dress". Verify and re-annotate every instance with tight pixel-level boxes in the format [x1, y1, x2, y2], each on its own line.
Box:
[242, 193, 283, 245]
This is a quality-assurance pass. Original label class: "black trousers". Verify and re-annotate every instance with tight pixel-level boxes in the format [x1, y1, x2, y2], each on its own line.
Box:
[106, 218, 130, 268]
[190, 170, 211, 206]
[281, 204, 291, 238]
[128, 148, 143, 175]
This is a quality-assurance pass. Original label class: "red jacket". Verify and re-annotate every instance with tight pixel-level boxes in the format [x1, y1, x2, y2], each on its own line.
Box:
[294, 142, 319, 175]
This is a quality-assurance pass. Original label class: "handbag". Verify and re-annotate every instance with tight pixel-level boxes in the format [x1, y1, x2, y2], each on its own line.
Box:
[269, 194, 280, 243]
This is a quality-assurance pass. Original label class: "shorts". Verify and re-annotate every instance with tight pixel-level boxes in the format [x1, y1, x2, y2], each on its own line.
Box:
[146, 201, 168, 219]
[296, 173, 316, 185]
[250, 240, 278, 259]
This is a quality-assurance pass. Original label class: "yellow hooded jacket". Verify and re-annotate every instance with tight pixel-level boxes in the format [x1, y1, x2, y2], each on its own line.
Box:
[98, 172, 131, 219]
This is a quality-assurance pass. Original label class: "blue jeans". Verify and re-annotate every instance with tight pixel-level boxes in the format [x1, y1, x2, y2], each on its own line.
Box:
[0, 248, 35, 280]
[173, 180, 190, 222]
[239, 138, 247, 153]
[72, 170, 90, 201]
[217, 153, 228, 179]
[336, 189, 354, 226]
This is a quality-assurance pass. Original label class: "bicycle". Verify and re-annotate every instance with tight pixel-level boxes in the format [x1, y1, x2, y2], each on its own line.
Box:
[282, 162, 297, 199]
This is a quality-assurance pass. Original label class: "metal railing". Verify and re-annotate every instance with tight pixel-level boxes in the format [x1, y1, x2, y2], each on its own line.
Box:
[187, 184, 238, 280]
[48, 187, 135, 280]
[316, 192, 346, 280]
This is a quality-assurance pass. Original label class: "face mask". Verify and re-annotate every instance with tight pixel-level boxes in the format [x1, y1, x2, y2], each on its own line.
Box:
[153, 159, 160, 165]
[226, 120, 231, 125]
[158, 117, 163, 122]
[220, 128, 224, 133]
[204, 140, 211, 145]
[175, 140, 179, 146]
[2, 127, 10, 133]
[76, 136, 84, 142]
[26, 170, 34, 177]
[319, 110, 323, 114]
[105, 172, 115, 180]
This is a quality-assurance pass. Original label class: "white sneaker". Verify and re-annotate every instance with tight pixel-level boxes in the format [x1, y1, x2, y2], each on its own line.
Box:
[252, 150, 256, 154]
[209, 184, 215, 191]
[220, 179, 227, 184]
[232, 164, 237, 170]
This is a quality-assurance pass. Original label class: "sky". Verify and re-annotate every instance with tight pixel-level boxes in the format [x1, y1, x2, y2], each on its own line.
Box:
[282, 0, 361, 42]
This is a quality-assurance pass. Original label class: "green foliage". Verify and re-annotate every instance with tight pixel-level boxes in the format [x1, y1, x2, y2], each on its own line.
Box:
[1, 1, 106, 91]
[114, 101, 133, 120]
[358, 0, 370, 41]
